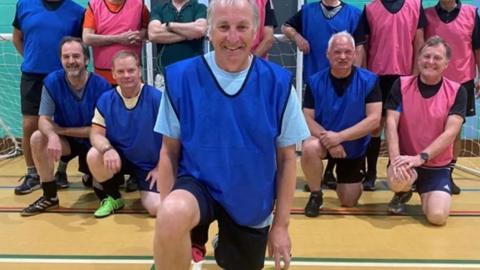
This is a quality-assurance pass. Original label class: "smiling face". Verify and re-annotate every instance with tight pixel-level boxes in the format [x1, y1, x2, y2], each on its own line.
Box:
[209, 0, 256, 72]
[417, 44, 450, 84]
[60, 41, 88, 78]
[327, 35, 355, 77]
[112, 55, 141, 92]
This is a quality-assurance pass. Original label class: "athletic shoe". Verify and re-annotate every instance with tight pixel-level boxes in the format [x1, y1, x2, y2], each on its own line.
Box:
[125, 175, 138, 193]
[451, 180, 461, 195]
[54, 171, 69, 189]
[81, 174, 93, 188]
[14, 174, 40, 195]
[388, 191, 413, 214]
[191, 244, 206, 263]
[362, 176, 376, 191]
[323, 170, 337, 190]
[304, 191, 323, 217]
[20, 196, 59, 216]
[94, 196, 125, 218]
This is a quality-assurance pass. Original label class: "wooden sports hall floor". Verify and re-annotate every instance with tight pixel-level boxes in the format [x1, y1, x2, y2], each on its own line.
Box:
[1, 156, 480, 270]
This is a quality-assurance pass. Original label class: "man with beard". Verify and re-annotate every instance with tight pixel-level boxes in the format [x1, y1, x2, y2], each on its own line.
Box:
[21, 37, 111, 216]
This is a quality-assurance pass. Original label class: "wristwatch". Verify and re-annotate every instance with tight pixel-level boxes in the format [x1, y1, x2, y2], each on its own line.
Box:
[420, 152, 429, 163]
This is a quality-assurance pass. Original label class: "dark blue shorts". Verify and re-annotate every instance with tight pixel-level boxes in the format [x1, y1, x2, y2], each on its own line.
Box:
[173, 176, 269, 270]
[113, 154, 157, 192]
[60, 137, 90, 175]
[415, 167, 452, 195]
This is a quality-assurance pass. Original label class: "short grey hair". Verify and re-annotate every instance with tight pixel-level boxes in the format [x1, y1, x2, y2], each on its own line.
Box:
[327, 31, 355, 52]
[207, 0, 259, 36]
[420, 35, 452, 60]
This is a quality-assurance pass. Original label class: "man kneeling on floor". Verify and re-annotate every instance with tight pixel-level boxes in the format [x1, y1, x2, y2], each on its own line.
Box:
[302, 31, 382, 217]
[21, 37, 111, 216]
[385, 36, 466, 225]
[87, 50, 162, 218]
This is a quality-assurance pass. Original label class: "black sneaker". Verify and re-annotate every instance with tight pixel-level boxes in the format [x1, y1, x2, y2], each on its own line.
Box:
[304, 191, 323, 217]
[362, 176, 376, 191]
[125, 175, 138, 193]
[323, 170, 337, 190]
[388, 191, 413, 214]
[20, 196, 59, 216]
[451, 180, 461, 195]
[82, 174, 93, 188]
[14, 174, 40, 195]
[54, 171, 69, 189]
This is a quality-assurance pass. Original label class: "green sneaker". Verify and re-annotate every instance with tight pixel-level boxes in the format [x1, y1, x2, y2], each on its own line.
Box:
[94, 196, 124, 218]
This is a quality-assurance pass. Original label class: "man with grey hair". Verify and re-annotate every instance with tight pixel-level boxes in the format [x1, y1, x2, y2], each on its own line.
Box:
[153, 0, 309, 269]
[302, 31, 382, 217]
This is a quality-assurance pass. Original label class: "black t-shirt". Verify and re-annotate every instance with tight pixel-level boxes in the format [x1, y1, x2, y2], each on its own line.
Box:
[384, 78, 467, 119]
[353, 0, 427, 45]
[434, 1, 480, 50]
[265, 0, 278, 27]
[284, 2, 345, 34]
[303, 67, 382, 109]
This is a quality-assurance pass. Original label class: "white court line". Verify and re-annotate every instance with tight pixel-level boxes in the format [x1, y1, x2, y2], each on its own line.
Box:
[1, 258, 480, 269]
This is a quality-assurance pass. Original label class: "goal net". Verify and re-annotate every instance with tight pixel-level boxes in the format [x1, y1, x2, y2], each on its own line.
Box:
[0, 33, 22, 160]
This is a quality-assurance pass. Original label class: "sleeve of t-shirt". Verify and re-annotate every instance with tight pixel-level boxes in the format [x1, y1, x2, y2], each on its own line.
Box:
[154, 90, 181, 138]
[195, 3, 207, 20]
[366, 79, 382, 103]
[449, 86, 467, 119]
[12, 6, 20, 29]
[276, 87, 311, 147]
[264, 0, 278, 27]
[418, 4, 427, 29]
[472, 8, 480, 50]
[38, 87, 56, 117]
[384, 78, 402, 112]
[303, 84, 315, 109]
[284, 9, 303, 34]
[150, 5, 163, 22]
[353, 8, 369, 45]
[83, 5, 96, 29]
[92, 108, 106, 127]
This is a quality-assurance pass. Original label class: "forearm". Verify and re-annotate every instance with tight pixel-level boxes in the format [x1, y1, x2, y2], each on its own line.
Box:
[422, 127, 460, 159]
[385, 114, 400, 160]
[168, 20, 206, 40]
[148, 21, 186, 44]
[475, 49, 480, 77]
[354, 45, 365, 67]
[272, 146, 296, 228]
[412, 29, 424, 75]
[90, 128, 111, 153]
[253, 27, 274, 57]
[83, 30, 121, 46]
[57, 127, 91, 138]
[38, 117, 59, 139]
[305, 116, 326, 139]
[339, 105, 381, 142]
[12, 28, 23, 56]
[281, 24, 299, 41]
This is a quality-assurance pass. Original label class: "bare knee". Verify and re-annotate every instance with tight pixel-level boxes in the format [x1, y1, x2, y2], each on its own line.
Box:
[426, 210, 448, 226]
[301, 138, 326, 161]
[30, 130, 47, 149]
[142, 193, 160, 217]
[156, 193, 198, 238]
[86, 147, 102, 168]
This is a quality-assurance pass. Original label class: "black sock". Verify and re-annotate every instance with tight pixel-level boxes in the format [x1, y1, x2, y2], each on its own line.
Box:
[93, 186, 108, 200]
[325, 158, 335, 173]
[450, 159, 457, 182]
[42, 181, 58, 199]
[100, 178, 121, 199]
[366, 137, 381, 178]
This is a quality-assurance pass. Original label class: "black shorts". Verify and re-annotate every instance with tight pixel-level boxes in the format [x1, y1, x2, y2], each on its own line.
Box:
[174, 176, 269, 270]
[462, 80, 475, 117]
[60, 137, 91, 175]
[379, 75, 401, 116]
[327, 155, 365, 184]
[415, 167, 452, 195]
[20, 72, 47, 115]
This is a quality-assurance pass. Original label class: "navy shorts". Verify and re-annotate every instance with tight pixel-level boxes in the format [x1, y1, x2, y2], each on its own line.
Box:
[173, 176, 269, 270]
[415, 167, 452, 195]
[112, 154, 157, 192]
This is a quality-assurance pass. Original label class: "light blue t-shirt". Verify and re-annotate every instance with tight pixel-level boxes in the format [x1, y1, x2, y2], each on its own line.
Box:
[155, 51, 310, 148]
